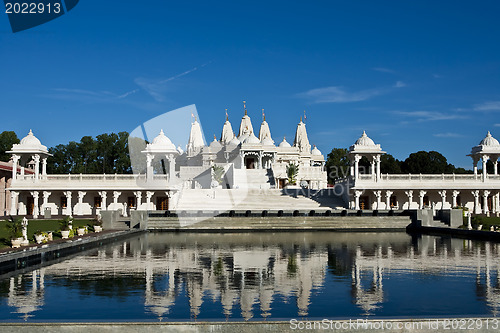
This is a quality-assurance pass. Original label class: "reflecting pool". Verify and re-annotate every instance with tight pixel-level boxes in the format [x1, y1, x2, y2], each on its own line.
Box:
[0, 232, 499, 321]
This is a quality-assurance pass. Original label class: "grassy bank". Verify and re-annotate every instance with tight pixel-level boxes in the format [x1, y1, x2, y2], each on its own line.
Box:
[0, 218, 93, 249]
[463, 216, 500, 230]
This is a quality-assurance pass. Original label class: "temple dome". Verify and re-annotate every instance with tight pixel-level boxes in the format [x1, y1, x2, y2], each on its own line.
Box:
[311, 146, 322, 156]
[355, 131, 376, 146]
[209, 138, 222, 149]
[243, 132, 260, 144]
[261, 137, 274, 146]
[20, 130, 42, 146]
[151, 129, 176, 150]
[479, 131, 500, 146]
[279, 138, 291, 148]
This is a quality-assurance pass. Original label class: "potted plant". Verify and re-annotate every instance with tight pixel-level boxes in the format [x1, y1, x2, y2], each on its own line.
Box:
[34, 230, 46, 244]
[76, 226, 87, 236]
[286, 162, 299, 186]
[60, 216, 73, 239]
[5, 216, 23, 248]
[91, 215, 103, 233]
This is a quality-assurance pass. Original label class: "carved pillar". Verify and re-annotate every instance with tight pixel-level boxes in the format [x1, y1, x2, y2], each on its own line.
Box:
[113, 191, 121, 209]
[483, 190, 491, 214]
[167, 154, 175, 181]
[134, 191, 142, 210]
[438, 190, 447, 210]
[98, 191, 107, 211]
[11, 154, 19, 181]
[405, 190, 413, 210]
[32, 154, 40, 182]
[41, 158, 47, 177]
[30, 191, 39, 218]
[419, 190, 427, 209]
[385, 190, 393, 210]
[373, 190, 382, 210]
[77, 191, 86, 215]
[354, 155, 361, 180]
[146, 191, 154, 210]
[146, 153, 153, 181]
[354, 190, 363, 210]
[375, 155, 381, 181]
[64, 191, 72, 216]
[472, 190, 481, 214]
[42, 191, 51, 212]
[452, 190, 460, 207]
[482, 155, 490, 181]
[494, 158, 498, 175]
[9, 191, 18, 215]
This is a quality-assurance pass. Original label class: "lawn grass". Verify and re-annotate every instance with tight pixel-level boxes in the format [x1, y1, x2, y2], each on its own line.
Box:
[463, 216, 500, 229]
[0, 218, 94, 249]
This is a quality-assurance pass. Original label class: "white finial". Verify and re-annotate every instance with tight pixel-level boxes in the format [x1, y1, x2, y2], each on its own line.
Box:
[160, 129, 164, 135]
[29, 129, 33, 135]
[362, 130, 367, 136]
[487, 131, 491, 136]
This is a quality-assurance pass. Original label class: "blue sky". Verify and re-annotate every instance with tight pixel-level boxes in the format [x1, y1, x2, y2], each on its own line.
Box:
[1, 1, 500, 168]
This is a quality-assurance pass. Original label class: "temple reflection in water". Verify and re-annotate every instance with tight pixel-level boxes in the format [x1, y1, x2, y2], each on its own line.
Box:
[2, 232, 500, 321]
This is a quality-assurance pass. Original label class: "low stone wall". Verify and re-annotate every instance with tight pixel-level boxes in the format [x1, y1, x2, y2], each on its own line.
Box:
[2, 318, 500, 333]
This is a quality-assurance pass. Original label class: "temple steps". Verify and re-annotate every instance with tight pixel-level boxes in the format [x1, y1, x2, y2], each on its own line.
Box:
[175, 189, 346, 211]
[146, 216, 412, 231]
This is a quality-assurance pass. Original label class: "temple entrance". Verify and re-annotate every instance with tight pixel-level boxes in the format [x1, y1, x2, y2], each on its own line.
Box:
[245, 157, 256, 169]
[157, 197, 168, 211]
[360, 196, 369, 210]
[27, 197, 34, 216]
[278, 179, 286, 189]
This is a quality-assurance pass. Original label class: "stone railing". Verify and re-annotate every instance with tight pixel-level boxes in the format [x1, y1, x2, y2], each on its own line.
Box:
[357, 173, 500, 182]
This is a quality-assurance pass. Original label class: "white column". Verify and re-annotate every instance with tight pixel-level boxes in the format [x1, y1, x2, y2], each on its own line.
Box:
[482, 155, 489, 181]
[494, 159, 498, 175]
[30, 191, 39, 218]
[11, 155, 19, 181]
[42, 158, 47, 177]
[483, 190, 491, 214]
[32, 154, 40, 182]
[472, 190, 481, 214]
[134, 191, 142, 210]
[42, 191, 51, 212]
[113, 191, 121, 210]
[385, 190, 393, 210]
[375, 155, 381, 181]
[146, 191, 154, 210]
[9, 191, 18, 215]
[370, 158, 375, 178]
[98, 191, 107, 211]
[64, 191, 72, 216]
[354, 155, 361, 180]
[77, 191, 86, 215]
[354, 190, 363, 210]
[405, 190, 413, 210]
[418, 190, 427, 209]
[146, 153, 153, 181]
[373, 190, 381, 210]
[452, 190, 460, 207]
[438, 190, 447, 210]
[167, 154, 175, 181]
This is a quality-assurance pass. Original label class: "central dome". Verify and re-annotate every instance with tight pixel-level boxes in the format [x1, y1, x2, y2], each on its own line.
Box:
[479, 131, 500, 146]
[355, 131, 376, 146]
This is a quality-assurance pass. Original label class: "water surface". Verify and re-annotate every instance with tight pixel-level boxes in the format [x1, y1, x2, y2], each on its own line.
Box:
[0, 232, 499, 321]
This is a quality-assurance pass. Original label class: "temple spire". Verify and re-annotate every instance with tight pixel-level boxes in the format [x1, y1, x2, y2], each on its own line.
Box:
[243, 101, 247, 115]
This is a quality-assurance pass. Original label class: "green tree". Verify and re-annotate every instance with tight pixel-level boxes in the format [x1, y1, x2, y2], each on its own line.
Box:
[380, 154, 402, 174]
[325, 148, 350, 183]
[401, 151, 455, 174]
[0, 131, 19, 162]
[286, 162, 299, 185]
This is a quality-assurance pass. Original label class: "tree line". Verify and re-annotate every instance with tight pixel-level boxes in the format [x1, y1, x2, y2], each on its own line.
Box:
[0, 131, 132, 174]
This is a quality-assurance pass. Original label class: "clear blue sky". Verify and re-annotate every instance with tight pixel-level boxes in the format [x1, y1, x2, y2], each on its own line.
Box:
[1, 1, 500, 168]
